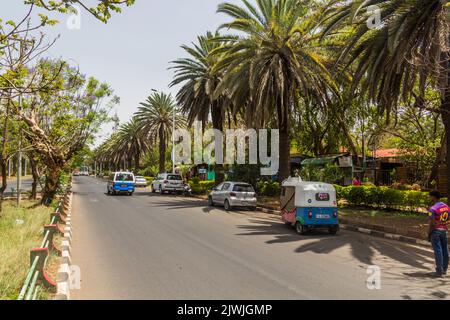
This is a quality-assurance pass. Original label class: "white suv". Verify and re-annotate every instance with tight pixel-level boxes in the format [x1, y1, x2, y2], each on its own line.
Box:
[151, 173, 184, 194]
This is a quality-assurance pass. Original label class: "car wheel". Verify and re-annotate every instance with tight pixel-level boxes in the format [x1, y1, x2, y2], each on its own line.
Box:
[224, 199, 232, 211]
[208, 196, 215, 207]
[295, 222, 309, 235]
[329, 226, 339, 235]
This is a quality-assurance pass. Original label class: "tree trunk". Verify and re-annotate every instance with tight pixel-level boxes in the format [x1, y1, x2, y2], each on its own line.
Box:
[134, 148, 140, 174]
[159, 125, 166, 173]
[0, 158, 7, 215]
[41, 165, 62, 206]
[277, 97, 291, 182]
[441, 46, 450, 199]
[0, 96, 10, 214]
[211, 101, 224, 185]
[29, 154, 39, 200]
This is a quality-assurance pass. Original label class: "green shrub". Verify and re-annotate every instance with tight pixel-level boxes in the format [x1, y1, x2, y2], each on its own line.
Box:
[257, 181, 280, 197]
[346, 186, 366, 206]
[380, 187, 403, 207]
[338, 185, 429, 212]
[189, 179, 215, 195]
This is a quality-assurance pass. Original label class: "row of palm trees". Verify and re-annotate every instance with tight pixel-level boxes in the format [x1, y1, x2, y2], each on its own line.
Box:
[96, 0, 449, 194]
[95, 92, 181, 174]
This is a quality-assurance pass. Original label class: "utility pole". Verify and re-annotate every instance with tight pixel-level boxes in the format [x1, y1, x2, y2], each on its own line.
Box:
[172, 104, 176, 174]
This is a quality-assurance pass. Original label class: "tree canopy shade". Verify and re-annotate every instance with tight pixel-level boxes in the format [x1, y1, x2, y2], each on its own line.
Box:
[321, 0, 450, 196]
[214, 0, 339, 181]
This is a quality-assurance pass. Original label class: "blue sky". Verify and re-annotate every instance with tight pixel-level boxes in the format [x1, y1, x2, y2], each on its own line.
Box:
[4, 0, 241, 143]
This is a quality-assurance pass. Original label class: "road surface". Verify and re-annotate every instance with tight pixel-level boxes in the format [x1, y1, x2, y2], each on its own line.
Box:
[70, 177, 450, 300]
[0, 177, 35, 196]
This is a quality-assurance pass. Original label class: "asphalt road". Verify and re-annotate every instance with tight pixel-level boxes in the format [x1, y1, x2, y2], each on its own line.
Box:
[70, 177, 450, 300]
[0, 177, 35, 196]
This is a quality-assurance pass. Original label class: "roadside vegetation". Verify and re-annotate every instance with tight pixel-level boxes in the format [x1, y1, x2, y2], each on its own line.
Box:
[0, 200, 53, 299]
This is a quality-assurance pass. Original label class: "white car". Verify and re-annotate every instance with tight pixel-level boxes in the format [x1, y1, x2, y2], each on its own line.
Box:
[135, 176, 148, 188]
[151, 173, 184, 194]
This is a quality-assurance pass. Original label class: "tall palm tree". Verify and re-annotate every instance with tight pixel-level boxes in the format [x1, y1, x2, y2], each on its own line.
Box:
[215, 0, 338, 182]
[322, 0, 450, 195]
[135, 92, 179, 174]
[170, 31, 232, 184]
[116, 119, 148, 173]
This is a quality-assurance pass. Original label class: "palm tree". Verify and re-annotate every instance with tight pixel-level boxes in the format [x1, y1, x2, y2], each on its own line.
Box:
[322, 0, 450, 195]
[135, 92, 179, 174]
[116, 119, 148, 173]
[215, 0, 338, 182]
[170, 31, 231, 184]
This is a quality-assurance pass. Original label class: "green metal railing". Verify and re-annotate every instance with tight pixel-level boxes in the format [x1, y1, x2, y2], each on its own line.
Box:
[17, 186, 71, 301]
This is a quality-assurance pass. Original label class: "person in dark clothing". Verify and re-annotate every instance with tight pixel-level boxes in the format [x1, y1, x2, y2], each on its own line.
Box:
[428, 191, 450, 278]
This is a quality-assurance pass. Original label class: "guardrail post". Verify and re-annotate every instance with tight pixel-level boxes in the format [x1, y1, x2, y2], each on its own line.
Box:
[30, 248, 57, 292]
[44, 224, 62, 256]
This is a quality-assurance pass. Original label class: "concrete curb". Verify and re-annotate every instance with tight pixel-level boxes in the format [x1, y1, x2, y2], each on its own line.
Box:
[340, 224, 430, 247]
[55, 192, 73, 301]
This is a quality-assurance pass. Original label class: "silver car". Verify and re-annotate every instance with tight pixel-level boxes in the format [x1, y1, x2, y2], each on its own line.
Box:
[208, 182, 257, 211]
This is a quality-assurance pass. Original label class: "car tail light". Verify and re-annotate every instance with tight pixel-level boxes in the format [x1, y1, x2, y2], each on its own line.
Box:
[308, 211, 313, 219]
[230, 192, 237, 197]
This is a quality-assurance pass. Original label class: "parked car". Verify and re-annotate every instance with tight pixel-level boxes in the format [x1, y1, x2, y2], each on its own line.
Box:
[135, 176, 148, 188]
[208, 182, 257, 211]
[107, 172, 135, 196]
[151, 173, 184, 194]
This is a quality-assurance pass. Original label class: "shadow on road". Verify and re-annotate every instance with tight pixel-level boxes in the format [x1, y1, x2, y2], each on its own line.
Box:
[235, 218, 435, 269]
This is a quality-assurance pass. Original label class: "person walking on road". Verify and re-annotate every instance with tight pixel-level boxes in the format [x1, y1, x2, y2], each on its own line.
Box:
[428, 191, 450, 278]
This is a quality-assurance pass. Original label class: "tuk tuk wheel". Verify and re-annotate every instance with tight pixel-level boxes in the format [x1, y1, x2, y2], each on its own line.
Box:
[295, 222, 309, 235]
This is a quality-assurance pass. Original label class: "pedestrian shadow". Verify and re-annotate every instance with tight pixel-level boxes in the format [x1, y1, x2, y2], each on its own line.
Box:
[235, 218, 434, 269]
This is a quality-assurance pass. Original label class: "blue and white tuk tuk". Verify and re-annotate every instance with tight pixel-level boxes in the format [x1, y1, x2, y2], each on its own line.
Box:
[281, 177, 339, 235]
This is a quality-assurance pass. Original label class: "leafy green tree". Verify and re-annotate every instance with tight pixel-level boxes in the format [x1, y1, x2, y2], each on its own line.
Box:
[15, 60, 116, 204]
[27, 0, 135, 23]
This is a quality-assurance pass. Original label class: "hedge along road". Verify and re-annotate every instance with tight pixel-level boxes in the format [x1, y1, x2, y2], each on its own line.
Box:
[70, 176, 449, 300]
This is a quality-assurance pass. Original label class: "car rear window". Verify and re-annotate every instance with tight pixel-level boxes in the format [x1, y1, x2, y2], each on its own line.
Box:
[233, 184, 254, 192]
[116, 174, 134, 182]
[167, 175, 182, 181]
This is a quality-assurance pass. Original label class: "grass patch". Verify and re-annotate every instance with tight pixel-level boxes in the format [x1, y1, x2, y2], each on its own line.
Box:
[0, 200, 53, 300]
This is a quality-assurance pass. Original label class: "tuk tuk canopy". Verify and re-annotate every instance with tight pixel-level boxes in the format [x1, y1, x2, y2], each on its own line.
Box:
[281, 177, 337, 209]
